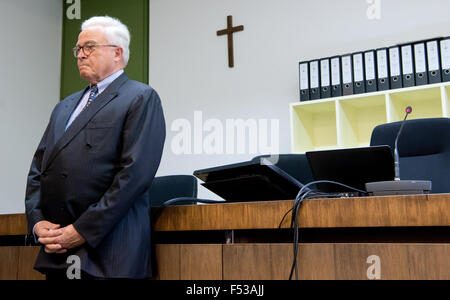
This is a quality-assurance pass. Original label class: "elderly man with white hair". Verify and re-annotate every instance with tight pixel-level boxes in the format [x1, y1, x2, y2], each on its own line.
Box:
[25, 16, 166, 280]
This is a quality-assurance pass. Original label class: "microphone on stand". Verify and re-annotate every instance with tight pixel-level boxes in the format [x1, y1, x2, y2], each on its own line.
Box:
[394, 106, 412, 180]
[365, 106, 432, 196]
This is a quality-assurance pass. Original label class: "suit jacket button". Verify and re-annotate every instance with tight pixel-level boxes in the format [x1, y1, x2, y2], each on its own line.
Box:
[42, 172, 48, 178]
[60, 173, 68, 179]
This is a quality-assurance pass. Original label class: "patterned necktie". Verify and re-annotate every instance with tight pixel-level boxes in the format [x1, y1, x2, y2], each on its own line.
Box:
[84, 85, 98, 110]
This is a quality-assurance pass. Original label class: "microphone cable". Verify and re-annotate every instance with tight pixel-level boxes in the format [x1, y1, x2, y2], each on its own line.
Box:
[287, 180, 367, 280]
[161, 197, 225, 207]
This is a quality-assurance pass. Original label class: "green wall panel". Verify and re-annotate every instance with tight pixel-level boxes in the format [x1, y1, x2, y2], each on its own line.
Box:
[61, 0, 149, 99]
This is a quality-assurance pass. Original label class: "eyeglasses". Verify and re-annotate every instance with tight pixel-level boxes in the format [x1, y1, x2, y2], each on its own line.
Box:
[72, 42, 118, 57]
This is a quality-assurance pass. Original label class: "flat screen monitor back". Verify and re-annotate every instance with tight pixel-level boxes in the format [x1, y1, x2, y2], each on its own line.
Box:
[306, 146, 395, 193]
[194, 159, 304, 202]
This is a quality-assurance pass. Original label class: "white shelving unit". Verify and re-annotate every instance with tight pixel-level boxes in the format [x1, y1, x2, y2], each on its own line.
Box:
[290, 82, 450, 153]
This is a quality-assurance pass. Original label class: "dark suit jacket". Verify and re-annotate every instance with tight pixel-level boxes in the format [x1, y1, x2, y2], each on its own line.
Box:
[25, 73, 166, 278]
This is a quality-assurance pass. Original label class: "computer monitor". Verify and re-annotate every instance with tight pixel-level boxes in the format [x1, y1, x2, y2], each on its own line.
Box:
[306, 145, 395, 193]
[193, 158, 306, 202]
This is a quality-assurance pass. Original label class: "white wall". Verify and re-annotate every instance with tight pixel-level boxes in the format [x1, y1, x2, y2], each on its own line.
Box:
[149, 0, 450, 199]
[0, 0, 62, 214]
[2, 0, 448, 213]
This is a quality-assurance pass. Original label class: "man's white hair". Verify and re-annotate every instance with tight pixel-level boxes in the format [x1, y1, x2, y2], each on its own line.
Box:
[81, 16, 131, 65]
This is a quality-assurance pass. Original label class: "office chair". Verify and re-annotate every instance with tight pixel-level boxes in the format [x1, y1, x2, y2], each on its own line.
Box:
[149, 174, 225, 207]
[251, 154, 314, 185]
[370, 117, 450, 193]
[148, 175, 198, 207]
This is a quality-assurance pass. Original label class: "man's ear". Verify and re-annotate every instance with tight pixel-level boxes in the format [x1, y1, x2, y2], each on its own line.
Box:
[114, 47, 124, 62]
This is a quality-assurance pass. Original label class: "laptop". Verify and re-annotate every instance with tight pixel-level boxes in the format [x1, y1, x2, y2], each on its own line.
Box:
[193, 158, 306, 202]
[305, 145, 395, 193]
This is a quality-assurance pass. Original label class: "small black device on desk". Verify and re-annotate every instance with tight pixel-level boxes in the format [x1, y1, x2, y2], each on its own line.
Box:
[193, 158, 307, 202]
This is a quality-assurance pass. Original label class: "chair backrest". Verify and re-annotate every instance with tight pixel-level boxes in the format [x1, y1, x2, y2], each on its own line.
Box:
[148, 175, 198, 207]
[251, 154, 314, 185]
[370, 118, 450, 193]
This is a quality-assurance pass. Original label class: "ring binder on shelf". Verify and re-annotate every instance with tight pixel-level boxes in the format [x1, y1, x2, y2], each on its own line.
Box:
[414, 42, 428, 86]
[364, 50, 378, 92]
[376, 48, 390, 91]
[320, 58, 332, 99]
[389, 46, 403, 89]
[352, 52, 365, 94]
[309, 60, 320, 100]
[342, 54, 354, 96]
[400, 44, 415, 87]
[440, 37, 450, 82]
[426, 39, 442, 84]
[298, 36, 448, 100]
[299, 61, 310, 101]
[331, 56, 342, 97]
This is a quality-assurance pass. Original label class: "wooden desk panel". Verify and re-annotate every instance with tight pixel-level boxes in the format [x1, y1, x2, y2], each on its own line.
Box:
[155, 244, 222, 280]
[154, 194, 450, 231]
[155, 243, 450, 280]
[0, 247, 19, 280]
[1, 194, 449, 235]
[0, 214, 27, 236]
[3, 243, 448, 280]
[0, 246, 44, 280]
[332, 243, 450, 280]
[1, 194, 449, 280]
[17, 247, 45, 280]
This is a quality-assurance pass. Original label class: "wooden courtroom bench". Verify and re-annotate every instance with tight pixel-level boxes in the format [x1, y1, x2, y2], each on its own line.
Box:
[1, 193, 449, 280]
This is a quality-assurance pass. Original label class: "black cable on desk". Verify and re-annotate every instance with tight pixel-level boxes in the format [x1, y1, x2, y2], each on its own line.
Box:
[287, 180, 367, 280]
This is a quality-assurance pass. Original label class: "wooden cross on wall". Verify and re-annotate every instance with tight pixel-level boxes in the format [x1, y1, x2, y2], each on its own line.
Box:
[217, 15, 244, 68]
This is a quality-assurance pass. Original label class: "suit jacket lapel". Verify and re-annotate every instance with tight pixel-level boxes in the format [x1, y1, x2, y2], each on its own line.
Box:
[56, 88, 88, 141]
[41, 90, 85, 170]
[43, 72, 129, 171]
